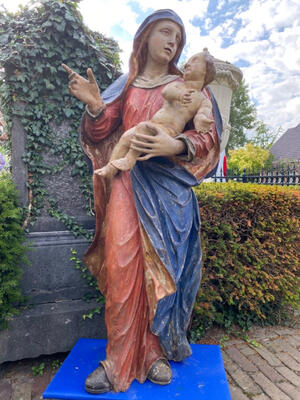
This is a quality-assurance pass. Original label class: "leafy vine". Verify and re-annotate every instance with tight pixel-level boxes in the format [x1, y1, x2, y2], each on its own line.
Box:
[0, 0, 121, 233]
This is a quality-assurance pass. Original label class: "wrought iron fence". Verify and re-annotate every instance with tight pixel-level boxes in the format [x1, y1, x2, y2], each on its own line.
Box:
[213, 163, 300, 186]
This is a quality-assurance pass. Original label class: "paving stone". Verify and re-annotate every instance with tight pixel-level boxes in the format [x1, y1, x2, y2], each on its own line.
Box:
[224, 361, 240, 375]
[265, 339, 287, 354]
[250, 328, 279, 340]
[11, 382, 31, 400]
[248, 354, 285, 383]
[222, 351, 232, 363]
[279, 339, 300, 362]
[225, 338, 244, 346]
[253, 345, 282, 367]
[5, 368, 33, 384]
[0, 379, 12, 400]
[31, 371, 53, 399]
[227, 368, 261, 395]
[275, 328, 300, 336]
[238, 344, 257, 357]
[229, 383, 250, 400]
[276, 365, 300, 387]
[252, 394, 271, 400]
[277, 382, 300, 400]
[286, 335, 300, 349]
[226, 372, 235, 385]
[276, 352, 300, 371]
[224, 357, 240, 375]
[294, 335, 300, 343]
[225, 346, 258, 372]
[252, 372, 290, 400]
[267, 338, 300, 361]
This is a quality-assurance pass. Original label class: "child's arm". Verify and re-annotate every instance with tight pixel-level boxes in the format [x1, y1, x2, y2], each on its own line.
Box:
[162, 82, 184, 102]
[193, 96, 214, 133]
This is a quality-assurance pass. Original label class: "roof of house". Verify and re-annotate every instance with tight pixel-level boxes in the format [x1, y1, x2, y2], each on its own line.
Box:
[270, 123, 300, 161]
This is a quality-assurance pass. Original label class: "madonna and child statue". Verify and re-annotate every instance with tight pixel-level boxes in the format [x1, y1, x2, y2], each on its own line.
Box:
[62, 9, 222, 394]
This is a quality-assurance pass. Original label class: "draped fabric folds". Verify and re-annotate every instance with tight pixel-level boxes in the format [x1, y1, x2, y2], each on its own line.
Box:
[131, 158, 202, 361]
[80, 82, 220, 391]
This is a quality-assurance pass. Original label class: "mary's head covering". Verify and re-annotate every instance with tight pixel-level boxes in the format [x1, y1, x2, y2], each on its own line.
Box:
[102, 9, 186, 104]
[133, 9, 186, 66]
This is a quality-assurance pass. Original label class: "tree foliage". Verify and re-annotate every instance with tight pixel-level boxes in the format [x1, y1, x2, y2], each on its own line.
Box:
[228, 78, 281, 153]
[227, 143, 272, 172]
[228, 79, 257, 150]
[250, 120, 281, 150]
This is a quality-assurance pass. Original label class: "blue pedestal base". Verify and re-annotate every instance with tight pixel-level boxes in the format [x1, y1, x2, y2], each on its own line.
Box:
[43, 338, 231, 399]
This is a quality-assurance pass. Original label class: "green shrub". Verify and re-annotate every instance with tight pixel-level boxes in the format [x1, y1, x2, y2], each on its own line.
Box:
[0, 173, 28, 330]
[190, 182, 300, 339]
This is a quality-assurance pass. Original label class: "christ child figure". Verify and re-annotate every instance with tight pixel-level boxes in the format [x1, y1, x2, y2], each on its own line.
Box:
[95, 51, 216, 178]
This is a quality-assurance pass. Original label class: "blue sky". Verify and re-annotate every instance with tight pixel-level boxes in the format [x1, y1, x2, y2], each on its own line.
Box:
[2, 0, 300, 134]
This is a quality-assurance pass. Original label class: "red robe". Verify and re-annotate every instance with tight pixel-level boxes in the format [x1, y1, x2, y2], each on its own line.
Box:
[80, 82, 220, 391]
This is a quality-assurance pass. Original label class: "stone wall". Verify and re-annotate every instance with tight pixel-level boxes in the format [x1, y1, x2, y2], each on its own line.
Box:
[0, 116, 103, 363]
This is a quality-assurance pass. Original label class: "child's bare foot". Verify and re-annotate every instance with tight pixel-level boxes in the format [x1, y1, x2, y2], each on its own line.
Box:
[111, 157, 134, 171]
[94, 163, 118, 179]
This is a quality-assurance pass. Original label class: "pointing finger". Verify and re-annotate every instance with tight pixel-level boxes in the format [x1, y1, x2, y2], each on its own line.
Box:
[61, 63, 73, 74]
[87, 68, 96, 84]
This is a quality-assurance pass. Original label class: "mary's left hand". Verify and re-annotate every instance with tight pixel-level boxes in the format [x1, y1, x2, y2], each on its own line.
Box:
[130, 122, 186, 161]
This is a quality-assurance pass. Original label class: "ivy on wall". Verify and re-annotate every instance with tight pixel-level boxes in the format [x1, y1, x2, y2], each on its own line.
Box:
[0, 0, 121, 232]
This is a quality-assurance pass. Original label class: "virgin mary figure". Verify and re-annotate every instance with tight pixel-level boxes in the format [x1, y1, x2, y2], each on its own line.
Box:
[63, 8, 221, 394]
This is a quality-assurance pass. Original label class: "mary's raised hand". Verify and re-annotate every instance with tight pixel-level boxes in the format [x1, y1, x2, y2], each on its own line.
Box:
[61, 64, 104, 114]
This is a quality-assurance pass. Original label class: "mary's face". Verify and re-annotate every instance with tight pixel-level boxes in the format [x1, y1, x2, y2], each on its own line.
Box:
[146, 20, 182, 66]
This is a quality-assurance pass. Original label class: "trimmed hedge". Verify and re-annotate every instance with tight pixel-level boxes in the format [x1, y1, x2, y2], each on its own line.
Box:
[0, 173, 27, 330]
[190, 182, 300, 339]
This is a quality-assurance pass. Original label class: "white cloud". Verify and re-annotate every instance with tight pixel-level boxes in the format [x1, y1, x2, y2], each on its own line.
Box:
[0, 0, 299, 132]
[216, 0, 226, 11]
[211, 0, 300, 131]
[0, 0, 33, 12]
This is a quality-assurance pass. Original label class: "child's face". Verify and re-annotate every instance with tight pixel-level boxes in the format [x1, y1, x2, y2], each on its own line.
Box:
[183, 53, 206, 81]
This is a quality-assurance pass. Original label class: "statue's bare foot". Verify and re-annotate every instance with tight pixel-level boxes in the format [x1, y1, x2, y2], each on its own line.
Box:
[94, 163, 118, 179]
[147, 359, 172, 385]
[85, 364, 112, 394]
[111, 157, 134, 171]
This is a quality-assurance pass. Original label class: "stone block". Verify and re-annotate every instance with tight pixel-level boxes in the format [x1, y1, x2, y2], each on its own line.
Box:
[11, 382, 31, 400]
[276, 366, 300, 387]
[252, 372, 290, 400]
[277, 382, 300, 400]
[0, 380, 12, 400]
[0, 300, 106, 363]
[21, 230, 96, 305]
[11, 113, 28, 207]
[254, 345, 282, 367]
[225, 346, 258, 372]
[248, 354, 284, 383]
[229, 384, 250, 400]
[276, 353, 300, 372]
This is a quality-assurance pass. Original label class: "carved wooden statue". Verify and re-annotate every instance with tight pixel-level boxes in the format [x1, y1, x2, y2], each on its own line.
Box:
[94, 51, 216, 178]
[63, 9, 221, 394]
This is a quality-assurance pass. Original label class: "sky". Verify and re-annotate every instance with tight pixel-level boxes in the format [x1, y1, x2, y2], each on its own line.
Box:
[1, 0, 299, 135]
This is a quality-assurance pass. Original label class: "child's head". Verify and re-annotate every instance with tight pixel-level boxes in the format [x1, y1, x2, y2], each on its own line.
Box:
[183, 51, 216, 89]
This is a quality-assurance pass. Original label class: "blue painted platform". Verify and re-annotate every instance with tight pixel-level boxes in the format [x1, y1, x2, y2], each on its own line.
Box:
[43, 338, 231, 399]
